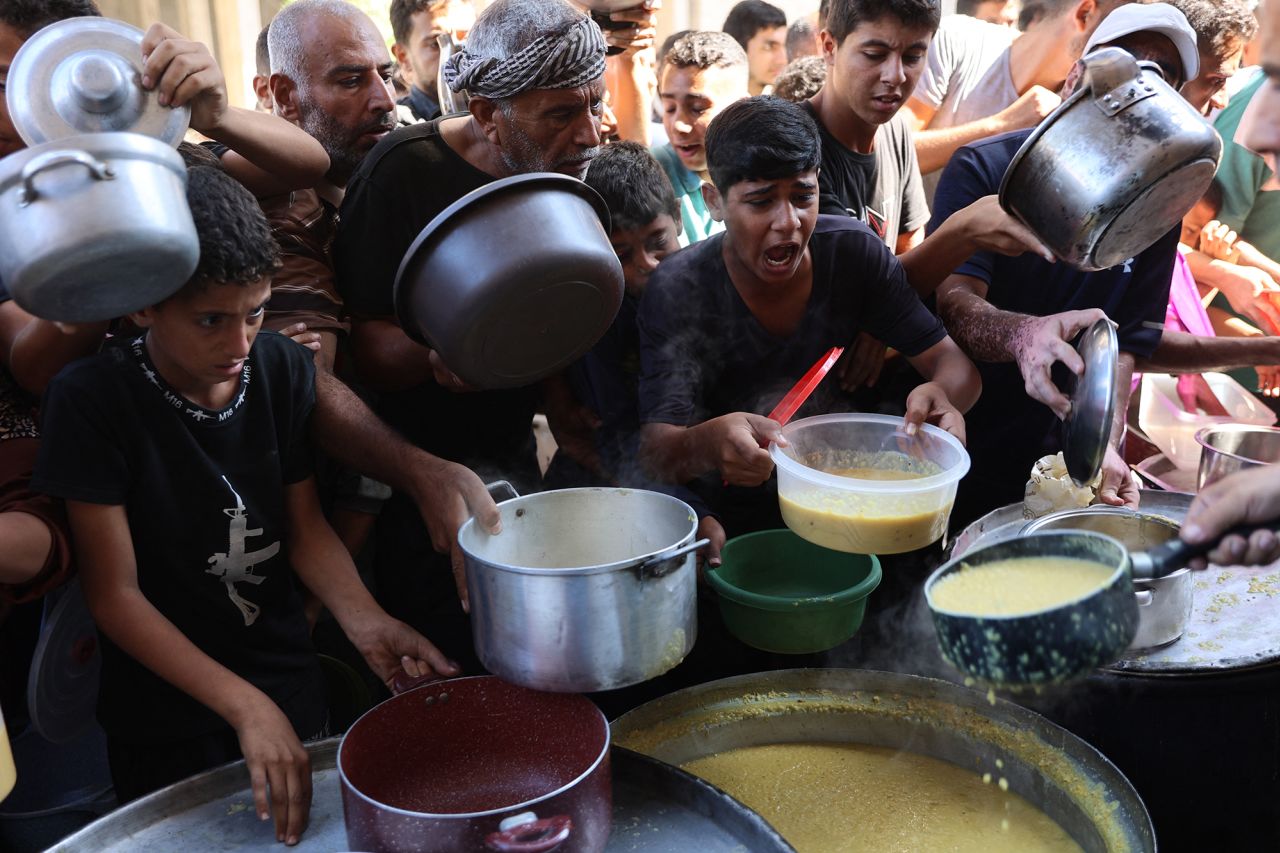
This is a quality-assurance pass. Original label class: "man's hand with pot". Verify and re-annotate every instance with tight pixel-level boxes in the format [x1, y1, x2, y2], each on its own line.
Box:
[706, 413, 786, 487]
[140, 23, 229, 131]
[1010, 308, 1110, 418]
[404, 454, 502, 613]
[1183, 465, 1280, 568]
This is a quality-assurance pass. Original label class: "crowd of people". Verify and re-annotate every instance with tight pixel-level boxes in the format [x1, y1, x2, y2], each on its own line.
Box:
[3, 0, 1280, 846]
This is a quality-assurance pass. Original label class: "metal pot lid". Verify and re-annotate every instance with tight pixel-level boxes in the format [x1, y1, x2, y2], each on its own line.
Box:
[1061, 318, 1118, 486]
[7, 17, 190, 147]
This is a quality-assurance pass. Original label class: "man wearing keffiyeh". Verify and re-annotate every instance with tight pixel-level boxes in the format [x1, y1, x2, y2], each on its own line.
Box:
[331, 0, 609, 672]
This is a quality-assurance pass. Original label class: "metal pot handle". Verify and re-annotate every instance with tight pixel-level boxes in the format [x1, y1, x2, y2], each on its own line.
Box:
[486, 480, 519, 503]
[635, 538, 710, 580]
[19, 149, 114, 206]
[485, 813, 572, 852]
[1135, 589, 1154, 606]
[389, 670, 450, 695]
[1081, 46, 1159, 117]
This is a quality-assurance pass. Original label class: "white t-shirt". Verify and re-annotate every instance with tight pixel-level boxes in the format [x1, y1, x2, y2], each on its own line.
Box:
[913, 14, 1020, 196]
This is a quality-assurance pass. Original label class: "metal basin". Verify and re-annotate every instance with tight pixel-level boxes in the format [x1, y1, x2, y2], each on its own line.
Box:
[1195, 423, 1280, 488]
[1022, 507, 1192, 650]
[612, 669, 1154, 853]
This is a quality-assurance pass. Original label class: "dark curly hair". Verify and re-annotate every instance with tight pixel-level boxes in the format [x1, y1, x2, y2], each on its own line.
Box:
[825, 0, 939, 44]
[584, 141, 680, 235]
[0, 0, 100, 38]
[706, 95, 821, 194]
[663, 30, 749, 73]
[1165, 0, 1258, 59]
[184, 166, 281, 290]
[773, 56, 827, 102]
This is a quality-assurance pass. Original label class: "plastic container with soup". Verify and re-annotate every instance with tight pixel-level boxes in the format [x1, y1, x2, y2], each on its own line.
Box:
[771, 414, 970, 555]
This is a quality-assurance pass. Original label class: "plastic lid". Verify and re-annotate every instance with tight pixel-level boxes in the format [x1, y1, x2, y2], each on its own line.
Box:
[7, 17, 190, 147]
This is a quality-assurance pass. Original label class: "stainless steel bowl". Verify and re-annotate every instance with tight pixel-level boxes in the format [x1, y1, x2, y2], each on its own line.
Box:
[1195, 424, 1280, 489]
[1021, 507, 1191, 650]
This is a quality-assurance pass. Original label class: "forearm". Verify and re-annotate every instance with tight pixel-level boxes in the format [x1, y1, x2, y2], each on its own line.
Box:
[203, 107, 329, 196]
[1112, 354, 1135, 448]
[914, 116, 1007, 174]
[936, 281, 1027, 362]
[640, 422, 718, 483]
[349, 319, 434, 392]
[928, 352, 982, 413]
[898, 216, 976, 297]
[89, 584, 268, 727]
[1237, 241, 1280, 281]
[312, 369, 430, 492]
[287, 492, 382, 630]
[606, 54, 653, 146]
[8, 319, 107, 394]
[1135, 329, 1280, 372]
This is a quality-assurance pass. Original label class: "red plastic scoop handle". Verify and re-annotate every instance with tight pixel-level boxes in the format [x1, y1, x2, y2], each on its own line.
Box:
[765, 346, 846, 433]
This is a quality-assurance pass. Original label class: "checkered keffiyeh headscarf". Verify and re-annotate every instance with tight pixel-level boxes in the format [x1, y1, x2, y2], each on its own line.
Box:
[442, 14, 606, 99]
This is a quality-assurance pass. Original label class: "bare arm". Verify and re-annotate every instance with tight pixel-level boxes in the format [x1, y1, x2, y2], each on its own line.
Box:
[1134, 329, 1280, 373]
[7, 315, 108, 395]
[639, 414, 784, 486]
[68, 500, 312, 845]
[907, 86, 1061, 175]
[348, 318, 436, 392]
[309, 369, 500, 609]
[140, 23, 329, 196]
[284, 478, 458, 681]
[904, 337, 982, 413]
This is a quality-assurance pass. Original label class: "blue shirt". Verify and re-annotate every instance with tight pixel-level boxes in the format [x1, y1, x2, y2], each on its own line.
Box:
[929, 129, 1178, 509]
[651, 143, 724, 246]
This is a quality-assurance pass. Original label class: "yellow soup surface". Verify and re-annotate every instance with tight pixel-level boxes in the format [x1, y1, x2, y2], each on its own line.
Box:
[682, 742, 1082, 853]
[931, 557, 1115, 617]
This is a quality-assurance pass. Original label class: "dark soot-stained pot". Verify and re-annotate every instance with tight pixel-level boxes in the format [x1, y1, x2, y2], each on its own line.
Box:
[338, 676, 611, 852]
[926, 532, 1139, 686]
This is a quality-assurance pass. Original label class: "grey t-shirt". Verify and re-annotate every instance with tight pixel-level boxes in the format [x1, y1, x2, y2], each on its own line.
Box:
[806, 105, 930, 248]
[913, 14, 1019, 197]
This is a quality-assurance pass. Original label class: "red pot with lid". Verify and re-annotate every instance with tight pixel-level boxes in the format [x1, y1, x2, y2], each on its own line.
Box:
[338, 675, 611, 852]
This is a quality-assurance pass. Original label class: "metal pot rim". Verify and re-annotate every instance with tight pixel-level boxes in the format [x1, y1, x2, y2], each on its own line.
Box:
[336, 675, 610, 820]
[925, 530, 1130, 619]
[458, 487, 699, 576]
[0, 130, 186, 186]
[1194, 423, 1280, 463]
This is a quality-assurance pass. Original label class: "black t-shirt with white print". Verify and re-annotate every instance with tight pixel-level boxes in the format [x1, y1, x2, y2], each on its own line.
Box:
[32, 331, 325, 744]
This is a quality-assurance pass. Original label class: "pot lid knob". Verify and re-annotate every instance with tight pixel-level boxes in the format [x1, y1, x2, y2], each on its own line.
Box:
[64, 51, 134, 116]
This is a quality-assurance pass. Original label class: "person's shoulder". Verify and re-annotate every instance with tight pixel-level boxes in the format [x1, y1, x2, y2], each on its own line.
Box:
[349, 119, 449, 184]
[48, 341, 129, 395]
[644, 237, 724, 303]
[252, 330, 315, 375]
[811, 216, 892, 260]
[934, 14, 1017, 50]
[949, 127, 1028, 177]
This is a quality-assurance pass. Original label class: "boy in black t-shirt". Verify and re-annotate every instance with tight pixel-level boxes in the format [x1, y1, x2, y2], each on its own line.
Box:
[32, 167, 456, 846]
[637, 96, 981, 536]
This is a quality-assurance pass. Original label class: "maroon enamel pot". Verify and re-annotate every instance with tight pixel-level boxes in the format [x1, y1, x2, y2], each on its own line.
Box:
[338, 676, 611, 852]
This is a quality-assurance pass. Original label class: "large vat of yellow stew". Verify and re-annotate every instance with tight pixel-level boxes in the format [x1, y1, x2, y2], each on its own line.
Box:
[612, 670, 1154, 853]
[771, 415, 970, 555]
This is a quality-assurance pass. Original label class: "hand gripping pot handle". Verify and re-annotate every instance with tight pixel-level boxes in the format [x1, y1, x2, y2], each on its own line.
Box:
[635, 537, 710, 580]
[485, 812, 572, 852]
[18, 149, 114, 205]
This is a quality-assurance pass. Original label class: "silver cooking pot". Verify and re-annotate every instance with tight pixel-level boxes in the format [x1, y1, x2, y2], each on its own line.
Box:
[457, 485, 706, 693]
[0, 132, 197, 322]
[1000, 47, 1222, 271]
[1195, 423, 1280, 489]
[1021, 507, 1192, 650]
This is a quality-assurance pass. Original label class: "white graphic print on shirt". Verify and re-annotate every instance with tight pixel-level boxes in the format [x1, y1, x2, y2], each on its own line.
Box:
[206, 476, 280, 626]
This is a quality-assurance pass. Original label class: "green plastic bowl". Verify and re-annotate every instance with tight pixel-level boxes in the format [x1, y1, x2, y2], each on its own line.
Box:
[708, 529, 882, 654]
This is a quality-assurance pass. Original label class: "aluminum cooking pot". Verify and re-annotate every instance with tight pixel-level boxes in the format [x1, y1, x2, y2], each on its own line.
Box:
[339, 675, 611, 853]
[1021, 507, 1191, 650]
[394, 172, 624, 390]
[458, 485, 705, 693]
[612, 669, 1155, 853]
[1196, 423, 1280, 488]
[0, 132, 198, 322]
[1000, 47, 1222, 271]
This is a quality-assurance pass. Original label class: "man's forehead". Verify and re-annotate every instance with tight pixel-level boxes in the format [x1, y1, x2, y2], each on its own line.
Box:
[847, 16, 934, 50]
[526, 78, 605, 104]
[304, 22, 390, 75]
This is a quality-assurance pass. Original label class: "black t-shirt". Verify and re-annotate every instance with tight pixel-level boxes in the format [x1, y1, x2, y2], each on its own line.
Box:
[32, 331, 325, 744]
[804, 105, 930, 246]
[637, 216, 946, 534]
[928, 130, 1178, 510]
[333, 120, 538, 480]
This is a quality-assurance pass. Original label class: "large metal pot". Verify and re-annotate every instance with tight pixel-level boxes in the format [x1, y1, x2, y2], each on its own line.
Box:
[394, 172, 624, 390]
[1195, 423, 1280, 488]
[458, 487, 704, 693]
[612, 669, 1155, 853]
[338, 676, 611, 853]
[1021, 507, 1192, 650]
[0, 132, 197, 322]
[1000, 47, 1221, 271]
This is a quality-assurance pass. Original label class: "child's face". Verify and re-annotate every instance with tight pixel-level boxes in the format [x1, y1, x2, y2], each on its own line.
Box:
[132, 277, 272, 406]
[0, 23, 27, 158]
[660, 63, 750, 174]
[705, 170, 820, 285]
[822, 15, 931, 132]
[610, 214, 680, 296]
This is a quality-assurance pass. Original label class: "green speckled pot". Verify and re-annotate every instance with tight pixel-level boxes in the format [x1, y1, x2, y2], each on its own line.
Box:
[925, 532, 1138, 686]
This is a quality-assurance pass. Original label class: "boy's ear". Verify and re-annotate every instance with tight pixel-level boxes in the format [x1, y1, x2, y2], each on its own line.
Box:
[702, 182, 725, 222]
[129, 308, 155, 329]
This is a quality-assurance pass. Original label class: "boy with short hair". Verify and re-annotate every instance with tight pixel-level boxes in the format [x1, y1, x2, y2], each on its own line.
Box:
[653, 31, 751, 245]
[637, 96, 981, 537]
[32, 166, 455, 846]
[722, 0, 789, 95]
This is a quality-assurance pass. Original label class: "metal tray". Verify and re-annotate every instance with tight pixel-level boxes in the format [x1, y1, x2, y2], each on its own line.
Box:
[49, 739, 792, 852]
[952, 492, 1280, 676]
